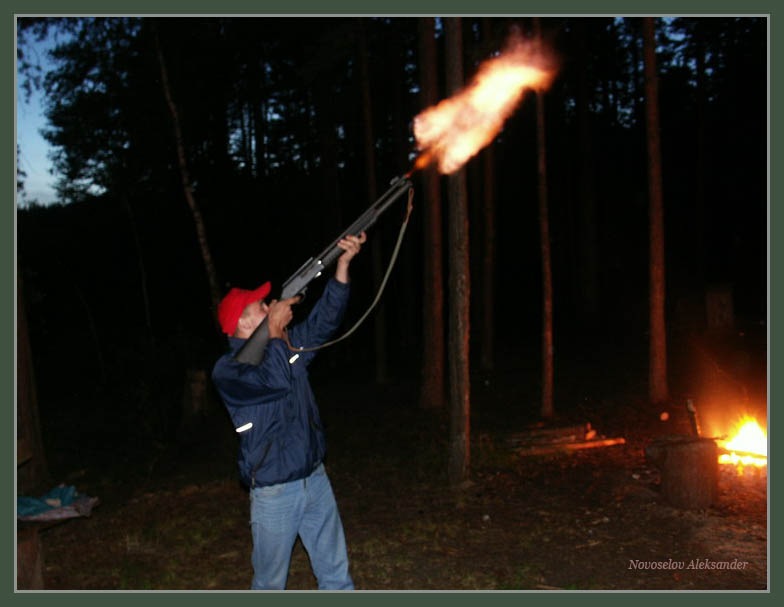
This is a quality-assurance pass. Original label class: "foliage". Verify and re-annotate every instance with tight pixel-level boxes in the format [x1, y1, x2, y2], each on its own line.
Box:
[17, 16, 767, 454]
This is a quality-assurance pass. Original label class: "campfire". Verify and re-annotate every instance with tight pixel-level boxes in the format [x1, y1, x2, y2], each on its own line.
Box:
[716, 416, 767, 471]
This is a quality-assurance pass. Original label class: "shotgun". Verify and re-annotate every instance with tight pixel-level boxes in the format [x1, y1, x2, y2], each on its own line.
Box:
[234, 175, 413, 365]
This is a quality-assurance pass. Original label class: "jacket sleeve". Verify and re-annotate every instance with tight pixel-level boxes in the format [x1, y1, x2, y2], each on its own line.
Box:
[212, 338, 293, 407]
[288, 278, 350, 364]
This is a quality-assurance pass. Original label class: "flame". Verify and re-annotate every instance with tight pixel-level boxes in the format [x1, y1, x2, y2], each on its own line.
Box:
[412, 31, 557, 175]
[717, 416, 767, 468]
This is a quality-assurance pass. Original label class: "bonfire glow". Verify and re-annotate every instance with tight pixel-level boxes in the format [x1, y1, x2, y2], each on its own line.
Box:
[412, 31, 557, 175]
[717, 417, 767, 468]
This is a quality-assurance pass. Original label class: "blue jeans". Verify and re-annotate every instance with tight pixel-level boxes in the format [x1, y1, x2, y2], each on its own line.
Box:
[249, 463, 353, 590]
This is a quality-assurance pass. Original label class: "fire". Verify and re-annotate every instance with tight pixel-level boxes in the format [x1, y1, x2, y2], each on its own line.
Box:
[412, 31, 557, 175]
[717, 417, 767, 468]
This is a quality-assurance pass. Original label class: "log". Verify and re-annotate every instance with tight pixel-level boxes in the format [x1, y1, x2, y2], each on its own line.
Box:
[506, 424, 588, 446]
[647, 437, 718, 509]
[718, 446, 766, 459]
[508, 432, 581, 446]
[517, 424, 588, 438]
[517, 437, 625, 456]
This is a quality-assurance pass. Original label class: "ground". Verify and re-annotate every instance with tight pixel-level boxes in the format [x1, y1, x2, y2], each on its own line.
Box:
[27, 330, 768, 591]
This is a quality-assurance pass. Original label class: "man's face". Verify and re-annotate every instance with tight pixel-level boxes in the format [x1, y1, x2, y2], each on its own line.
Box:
[242, 299, 269, 332]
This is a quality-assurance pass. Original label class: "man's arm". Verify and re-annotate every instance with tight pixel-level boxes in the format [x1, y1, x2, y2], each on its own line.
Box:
[334, 231, 367, 284]
[266, 296, 298, 339]
[285, 232, 367, 358]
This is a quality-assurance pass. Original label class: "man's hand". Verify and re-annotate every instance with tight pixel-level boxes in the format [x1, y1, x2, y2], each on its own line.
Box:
[335, 231, 367, 283]
[266, 296, 300, 339]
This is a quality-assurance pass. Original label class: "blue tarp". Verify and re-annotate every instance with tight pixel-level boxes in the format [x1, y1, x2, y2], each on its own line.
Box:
[17, 485, 99, 522]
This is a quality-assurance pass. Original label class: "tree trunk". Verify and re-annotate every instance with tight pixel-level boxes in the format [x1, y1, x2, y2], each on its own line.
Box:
[417, 17, 445, 409]
[121, 193, 153, 337]
[56, 259, 106, 383]
[533, 18, 554, 420]
[694, 20, 707, 296]
[642, 17, 669, 404]
[239, 99, 252, 177]
[17, 526, 44, 589]
[313, 77, 343, 237]
[17, 270, 50, 495]
[18, 270, 48, 589]
[479, 18, 496, 374]
[356, 19, 389, 384]
[391, 25, 417, 356]
[574, 19, 600, 331]
[249, 46, 268, 179]
[444, 17, 471, 486]
[630, 19, 643, 126]
[153, 26, 222, 320]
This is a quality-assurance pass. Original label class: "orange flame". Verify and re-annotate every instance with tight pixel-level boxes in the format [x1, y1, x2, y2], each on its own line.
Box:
[413, 32, 557, 175]
[717, 416, 767, 468]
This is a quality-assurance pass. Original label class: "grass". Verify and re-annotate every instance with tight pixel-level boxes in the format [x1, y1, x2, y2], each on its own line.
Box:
[495, 565, 544, 590]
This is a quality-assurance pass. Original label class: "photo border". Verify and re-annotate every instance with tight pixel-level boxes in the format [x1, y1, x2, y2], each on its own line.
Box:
[7, 0, 777, 603]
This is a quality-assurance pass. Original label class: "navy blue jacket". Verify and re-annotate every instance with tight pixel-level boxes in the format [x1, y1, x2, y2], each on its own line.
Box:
[212, 278, 350, 488]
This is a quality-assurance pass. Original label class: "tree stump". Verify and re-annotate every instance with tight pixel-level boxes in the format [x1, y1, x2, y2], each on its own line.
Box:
[646, 437, 718, 509]
[182, 368, 209, 419]
[178, 368, 213, 443]
[706, 284, 734, 330]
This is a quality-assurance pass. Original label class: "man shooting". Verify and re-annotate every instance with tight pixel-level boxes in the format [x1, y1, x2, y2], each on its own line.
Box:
[212, 232, 366, 590]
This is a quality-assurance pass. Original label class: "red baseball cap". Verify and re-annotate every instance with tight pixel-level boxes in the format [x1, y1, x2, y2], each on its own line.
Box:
[217, 282, 272, 335]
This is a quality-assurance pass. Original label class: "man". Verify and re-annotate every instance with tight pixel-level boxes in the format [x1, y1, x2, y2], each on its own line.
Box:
[212, 232, 367, 590]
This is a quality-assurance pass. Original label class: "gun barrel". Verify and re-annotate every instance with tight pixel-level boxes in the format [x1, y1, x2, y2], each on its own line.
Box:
[235, 175, 412, 365]
[329, 177, 410, 244]
[284, 176, 412, 291]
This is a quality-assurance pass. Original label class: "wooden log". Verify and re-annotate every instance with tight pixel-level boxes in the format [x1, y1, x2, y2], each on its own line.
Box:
[718, 446, 766, 460]
[517, 437, 625, 456]
[508, 433, 581, 446]
[647, 437, 718, 509]
[506, 424, 588, 446]
[517, 424, 588, 438]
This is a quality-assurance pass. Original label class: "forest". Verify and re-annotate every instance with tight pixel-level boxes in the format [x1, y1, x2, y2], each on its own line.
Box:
[16, 16, 768, 591]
